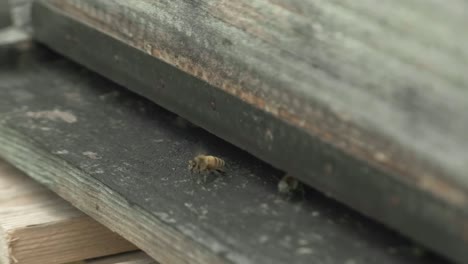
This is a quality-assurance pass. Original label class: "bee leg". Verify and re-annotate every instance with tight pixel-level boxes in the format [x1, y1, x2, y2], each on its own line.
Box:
[196, 173, 203, 184]
[203, 172, 209, 183]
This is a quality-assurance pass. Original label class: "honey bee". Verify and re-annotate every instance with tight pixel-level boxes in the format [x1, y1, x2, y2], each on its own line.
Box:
[278, 175, 303, 197]
[188, 155, 225, 174]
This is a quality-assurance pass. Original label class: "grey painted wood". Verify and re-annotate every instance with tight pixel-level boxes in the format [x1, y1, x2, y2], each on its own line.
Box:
[8, 0, 32, 30]
[31, 1, 468, 262]
[0, 0, 11, 28]
[0, 45, 448, 264]
[33, 0, 468, 185]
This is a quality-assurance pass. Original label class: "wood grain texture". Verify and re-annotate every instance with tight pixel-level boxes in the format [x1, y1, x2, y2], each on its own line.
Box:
[0, 45, 448, 264]
[31, 1, 468, 263]
[33, 0, 468, 186]
[85, 252, 157, 264]
[0, 159, 137, 264]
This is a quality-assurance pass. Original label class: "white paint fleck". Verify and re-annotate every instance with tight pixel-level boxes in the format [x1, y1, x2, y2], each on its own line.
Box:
[93, 169, 105, 174]
[374, 152, 388, 162]
[312, 211, 320, 217]
[153, 212, 176, 224]
[54, 150, 69, 155]
[82, 151, 100, 160]
[26, 109, 77, 123]
[265, 129, 274, 141]
[259, 235, 269, 243]
[184, 203, 208, 220]
[199, 206, 208, 220]
[144, 43, 152, 54]
[296, 247, 314, 255]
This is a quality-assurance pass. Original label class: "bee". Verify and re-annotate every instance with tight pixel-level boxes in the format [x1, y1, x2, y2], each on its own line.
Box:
[188, 155, 225, 174]
[278, 175, 303, 197]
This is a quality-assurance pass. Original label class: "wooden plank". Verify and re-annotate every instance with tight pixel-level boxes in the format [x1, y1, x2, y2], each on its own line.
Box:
[85, 252, 157, 264]
[0, 26, 29, 47]
[0, 159, 137, 264]
[30, 1, 468, 262]
[0, 45, 448, 264]
[8, 0, 33, 30]
[0, 0, 11, 28]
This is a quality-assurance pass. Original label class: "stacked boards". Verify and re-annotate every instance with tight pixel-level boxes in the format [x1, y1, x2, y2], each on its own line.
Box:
[30, 1, 468, 262]
[0, 158, 136, 264]
[0, 44, 448, 263]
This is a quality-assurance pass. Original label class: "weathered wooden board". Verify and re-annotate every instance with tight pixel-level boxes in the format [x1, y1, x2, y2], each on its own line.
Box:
[85, 252, 157, 264]
[0, 27, 29, 49]
[0, 159, 137, 264]
[8, 0, 33, 30]
[30, 1, 468, 262]
[0, 44, 449, 263]
[0, 0, 11, 28]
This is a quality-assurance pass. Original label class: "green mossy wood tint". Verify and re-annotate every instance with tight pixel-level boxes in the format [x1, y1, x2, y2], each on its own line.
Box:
[31, 1, 468, 263]
[0, 46, 447, 264]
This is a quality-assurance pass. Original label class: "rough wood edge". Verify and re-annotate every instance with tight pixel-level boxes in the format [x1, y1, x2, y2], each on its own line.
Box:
[0, 159, 138, 264]
[9, 217, 138, 264]
[85, 252, 157, 264]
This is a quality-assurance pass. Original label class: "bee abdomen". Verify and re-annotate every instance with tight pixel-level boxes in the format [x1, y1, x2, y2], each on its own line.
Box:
[213, 157, 225, 168]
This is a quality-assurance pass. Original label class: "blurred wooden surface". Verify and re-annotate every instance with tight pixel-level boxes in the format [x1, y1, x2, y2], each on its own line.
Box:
[31, 2, 468, 263]
[85, 252, 157, 264]
[0, 0, 11, 28]
[8, 0, 33, 30]
[0, 45, 447, 264]
[0, 159, 137, 264]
